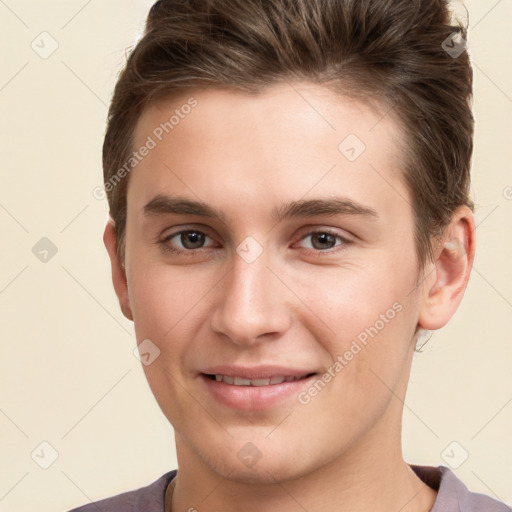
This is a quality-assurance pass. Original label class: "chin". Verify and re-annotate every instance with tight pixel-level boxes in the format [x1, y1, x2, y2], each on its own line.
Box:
[210, 459, 309, 485]
[196, 441, 322, 485]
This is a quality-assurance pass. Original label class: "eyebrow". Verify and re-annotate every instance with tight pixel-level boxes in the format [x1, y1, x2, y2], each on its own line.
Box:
[142, 195, 378, 222]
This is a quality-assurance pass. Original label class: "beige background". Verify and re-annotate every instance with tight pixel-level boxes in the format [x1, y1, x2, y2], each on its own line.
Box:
[0, 1, 511, 511]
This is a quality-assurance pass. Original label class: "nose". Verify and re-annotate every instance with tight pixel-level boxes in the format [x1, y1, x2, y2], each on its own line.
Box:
[209, 252, 292, 346]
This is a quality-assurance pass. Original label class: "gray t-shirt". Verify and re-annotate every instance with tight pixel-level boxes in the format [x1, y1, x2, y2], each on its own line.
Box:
[67, 465, 510, 511]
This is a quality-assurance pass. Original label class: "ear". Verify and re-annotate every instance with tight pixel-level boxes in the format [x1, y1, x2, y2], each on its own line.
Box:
[418, 206, 476, 330]
[103, 217, 133, 321]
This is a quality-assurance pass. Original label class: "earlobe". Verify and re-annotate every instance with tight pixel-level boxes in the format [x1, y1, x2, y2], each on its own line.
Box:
[103, 218, 134, 321]
[418, 206, 475, 331]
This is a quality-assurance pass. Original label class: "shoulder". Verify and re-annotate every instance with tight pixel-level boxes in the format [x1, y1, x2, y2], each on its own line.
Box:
[411, 464, 511, 512]
[66, 470, 176, 512]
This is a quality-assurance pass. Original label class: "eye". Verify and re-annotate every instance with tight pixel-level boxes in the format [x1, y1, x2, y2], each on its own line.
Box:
[161, 229, 216, 251]
[297, 231, 348, 251]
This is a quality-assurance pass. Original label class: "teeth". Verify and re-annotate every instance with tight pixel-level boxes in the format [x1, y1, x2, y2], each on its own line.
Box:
[251, 378, 271, 386]
[233, 376, 251, 386]
[211, 374, 304, 386]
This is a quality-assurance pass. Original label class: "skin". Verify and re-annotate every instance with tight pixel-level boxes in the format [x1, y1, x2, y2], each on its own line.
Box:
[104, 82, 475, 512]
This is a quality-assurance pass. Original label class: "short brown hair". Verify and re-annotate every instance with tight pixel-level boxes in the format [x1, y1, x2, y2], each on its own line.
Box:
[103, 0, 474, 266]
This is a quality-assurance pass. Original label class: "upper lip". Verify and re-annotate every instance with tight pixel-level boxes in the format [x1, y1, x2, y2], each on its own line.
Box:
[200, 365, 316, 380]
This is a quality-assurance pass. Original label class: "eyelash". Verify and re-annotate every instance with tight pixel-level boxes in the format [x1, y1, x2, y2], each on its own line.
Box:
[157, 228, 352, 257]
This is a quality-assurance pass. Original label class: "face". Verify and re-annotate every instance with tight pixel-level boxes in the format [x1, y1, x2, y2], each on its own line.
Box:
[122, 83, 426, 483]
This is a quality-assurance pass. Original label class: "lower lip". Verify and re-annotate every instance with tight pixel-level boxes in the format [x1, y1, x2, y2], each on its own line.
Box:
[200, 374, 316, 411]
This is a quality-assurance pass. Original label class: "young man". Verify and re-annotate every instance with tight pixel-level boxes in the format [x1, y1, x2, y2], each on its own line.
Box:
[70, 0, 509, 511]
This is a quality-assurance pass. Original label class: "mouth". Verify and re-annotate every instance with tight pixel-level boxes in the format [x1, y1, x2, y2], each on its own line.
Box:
[202, 373, 316, 386]
[199, 368, 318, 410]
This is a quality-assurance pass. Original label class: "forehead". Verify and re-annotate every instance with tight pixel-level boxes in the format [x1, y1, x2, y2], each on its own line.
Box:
[129, 82, 409, 220]
[134, 82, 399, 154]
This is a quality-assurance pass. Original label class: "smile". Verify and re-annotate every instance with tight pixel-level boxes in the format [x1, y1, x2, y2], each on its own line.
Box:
[204, 374, 314, 386]
[199, 368, 318, 410]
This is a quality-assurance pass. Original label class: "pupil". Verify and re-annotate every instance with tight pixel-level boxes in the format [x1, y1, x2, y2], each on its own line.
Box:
[312, 233, 336, 250]
[181, 231, 205, 249]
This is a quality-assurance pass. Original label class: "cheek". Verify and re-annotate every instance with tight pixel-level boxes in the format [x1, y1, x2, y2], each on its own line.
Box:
[293, 253, 420, 388]
[127, 265, 214, 412]
[127, 261, 213, 346]
[295, 253, 417, 338]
